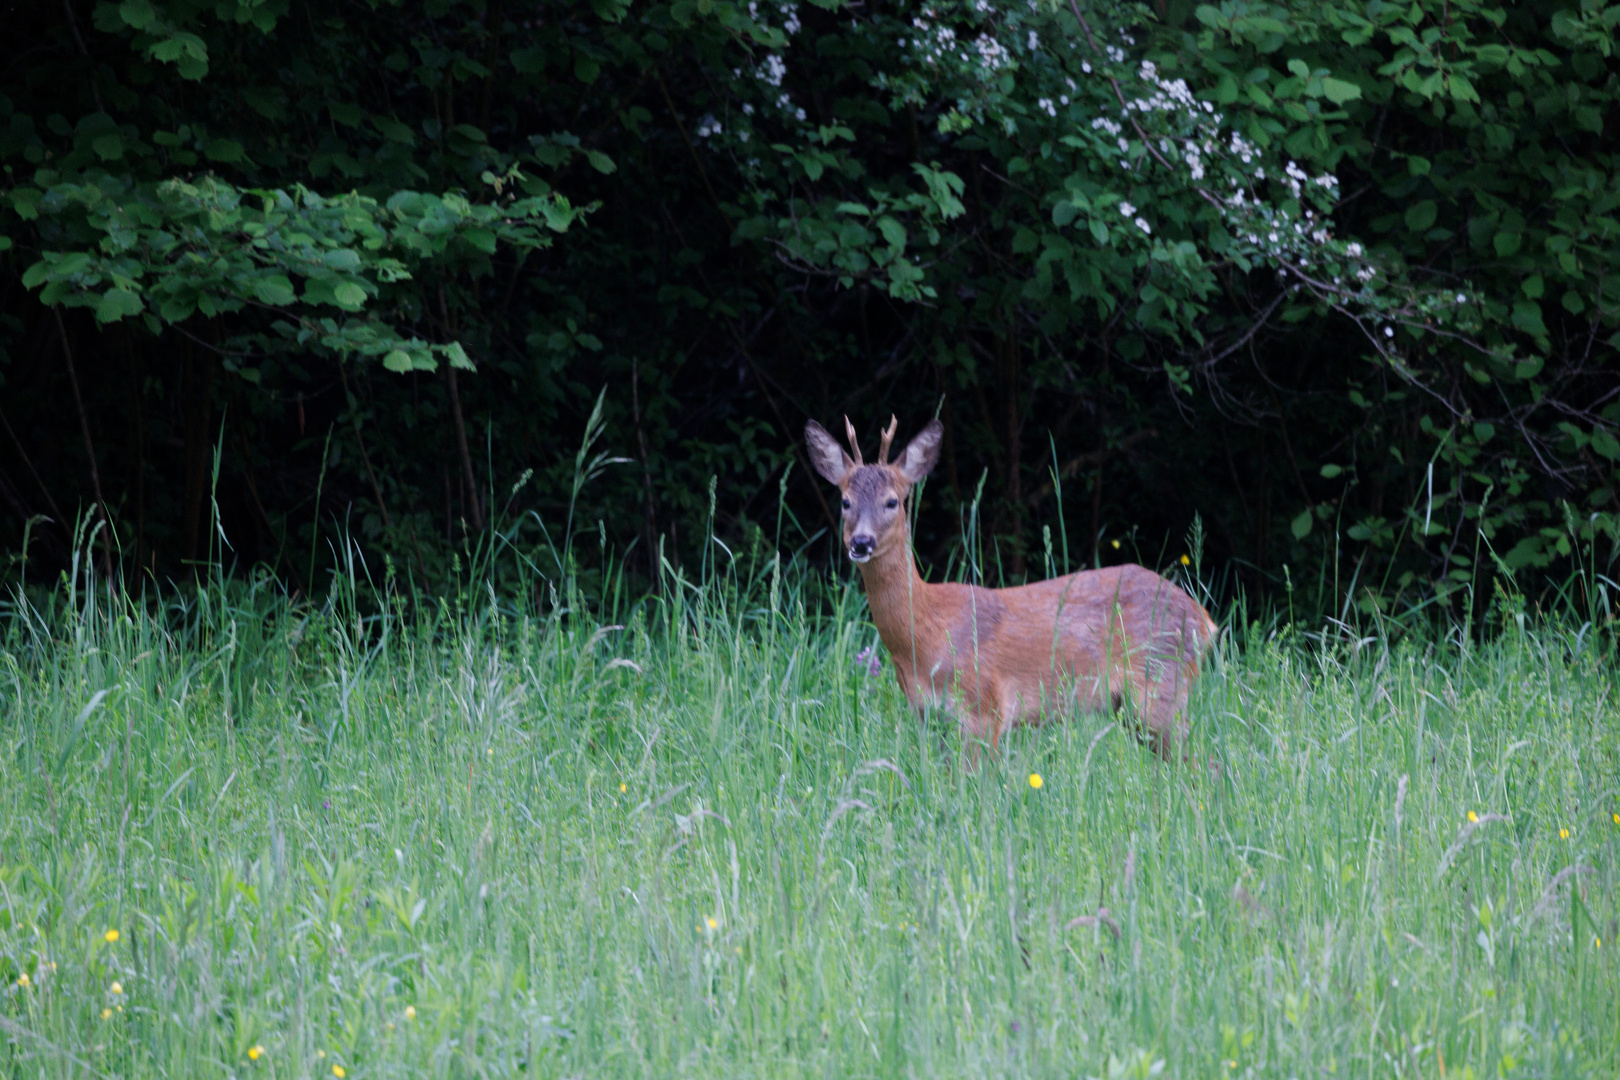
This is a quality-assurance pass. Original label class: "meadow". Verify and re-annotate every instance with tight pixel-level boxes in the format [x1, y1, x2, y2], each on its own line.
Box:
[0, 552, 1616, 1079]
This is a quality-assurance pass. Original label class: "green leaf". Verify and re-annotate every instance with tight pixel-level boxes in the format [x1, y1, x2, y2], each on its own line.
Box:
[510, 47, 546, 74]
[253, 275, 297, 306]
[382, 349, 414, 373]
[1511, 299, 1546, 336]
[442, 340, 473, 369]
[21, 259, 59, 293]
[1290, 509, 1314, 539]
[150, 32, 210, 80]
[95, 289, 145, 324]
[584, 150, 616, 174]
[1319, 77, 1361, 104]
[1319, 463, 1343, 478]
[1404, 200, 1437, 231]
[10, 188, 41, 221]
[375, 117, 416, 145]
[118, 0, 155, 29]
[876, 216, 906, 250]
[329, 102, 363, 128]
[1493, 230, 1521, 257]
[92, 133, 124, 161]
[332, 281, 368, 310]
[461, 226, 497, 253]
[205, 139, 245, 164]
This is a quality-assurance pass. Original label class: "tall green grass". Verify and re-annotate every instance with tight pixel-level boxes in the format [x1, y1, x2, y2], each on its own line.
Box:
[1, 525, 1617, 1079]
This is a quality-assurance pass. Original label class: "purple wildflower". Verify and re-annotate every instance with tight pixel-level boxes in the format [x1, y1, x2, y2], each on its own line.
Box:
[854, 645, 883, 678]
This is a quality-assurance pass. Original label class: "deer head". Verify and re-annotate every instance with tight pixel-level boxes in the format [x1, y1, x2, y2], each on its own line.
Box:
[805, 415, 942, 563]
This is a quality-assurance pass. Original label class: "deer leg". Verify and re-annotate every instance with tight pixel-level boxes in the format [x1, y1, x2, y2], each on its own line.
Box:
[1141, 677, 1191, 761]
[950, 682, 1002, 768]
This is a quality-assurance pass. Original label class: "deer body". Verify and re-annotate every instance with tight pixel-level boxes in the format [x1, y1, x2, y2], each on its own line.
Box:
[808, 416, 1216, 756]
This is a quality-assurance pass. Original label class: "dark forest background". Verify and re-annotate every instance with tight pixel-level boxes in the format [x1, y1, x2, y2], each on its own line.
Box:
[2, 0, 1617, 619]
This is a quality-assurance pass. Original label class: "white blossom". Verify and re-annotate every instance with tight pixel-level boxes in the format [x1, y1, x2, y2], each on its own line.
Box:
[973, 34, 1010, 71]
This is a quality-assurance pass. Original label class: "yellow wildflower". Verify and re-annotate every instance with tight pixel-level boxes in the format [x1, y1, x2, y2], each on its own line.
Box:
[248, 1046, 265, 1062]
[1028, 773, 1043, 789]
[706, 917, 719, 930]
[405, 1005, 416, 1021]
[333, 1066, 346, 1078]
[104, 929, 120, 943]
[1110, 539, 1121, 549]
[619, 783, 627, 793]
[1560, 827, 1570, 840]
[16, 973, 30, 988]
[111, 981, 123, 995]
[1180, 554, 1191, 566]
[101, 1008, 112, 1020]
[1467, 811, 1478, 823]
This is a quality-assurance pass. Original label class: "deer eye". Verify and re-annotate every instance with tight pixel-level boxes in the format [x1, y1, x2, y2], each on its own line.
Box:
[841, 497, 851, 510]
[885, 498, 899, 509]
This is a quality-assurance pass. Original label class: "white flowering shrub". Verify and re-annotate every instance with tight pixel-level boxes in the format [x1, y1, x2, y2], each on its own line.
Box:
[704, 0, 1480, 374]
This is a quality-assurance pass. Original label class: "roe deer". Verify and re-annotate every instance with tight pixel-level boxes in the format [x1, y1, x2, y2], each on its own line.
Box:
[806, 415, 1217, 757]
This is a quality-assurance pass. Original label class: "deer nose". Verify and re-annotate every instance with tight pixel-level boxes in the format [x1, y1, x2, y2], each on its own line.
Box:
[849, 534, 876, 560]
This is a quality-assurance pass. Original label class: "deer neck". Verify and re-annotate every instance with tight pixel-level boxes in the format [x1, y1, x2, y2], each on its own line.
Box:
[856, 524, 931, 658]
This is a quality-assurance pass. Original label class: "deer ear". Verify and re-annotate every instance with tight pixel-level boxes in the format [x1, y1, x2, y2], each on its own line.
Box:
[897, 419, 943, 483]
[805, 420, 854, 485]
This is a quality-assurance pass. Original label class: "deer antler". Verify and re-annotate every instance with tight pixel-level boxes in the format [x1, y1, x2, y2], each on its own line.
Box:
[877, 415, 899, 464]
[843, 415, 864, 465]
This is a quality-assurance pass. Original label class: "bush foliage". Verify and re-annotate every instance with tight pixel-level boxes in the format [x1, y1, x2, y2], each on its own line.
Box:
[1, 0, 1616, 612]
